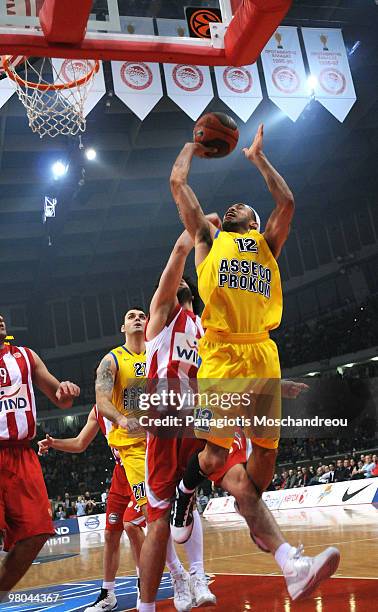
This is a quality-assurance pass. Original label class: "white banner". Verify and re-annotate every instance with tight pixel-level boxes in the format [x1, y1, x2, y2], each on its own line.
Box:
[163, 64, 213, 120]
[214, 64, 262, 123]
[0, 77, 15, 109]
[112, 61, 163, 120]
[52, 59, 106, 117]
[261, 26, 309, 122]
[78, 513, 107, 533]
[302, 28, 356, 122]
[204, 480, 378, 517]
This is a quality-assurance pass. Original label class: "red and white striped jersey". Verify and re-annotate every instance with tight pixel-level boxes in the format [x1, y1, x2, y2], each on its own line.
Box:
[0, 344, 37, 441]
[146, 305, 203, 383]
[93, 404, 122, 465]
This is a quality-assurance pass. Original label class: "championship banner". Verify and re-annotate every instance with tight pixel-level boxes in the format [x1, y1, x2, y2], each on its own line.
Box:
[214, 64, 263, 122]
[52, 59, 106, 117]
[112, 61, 163, 120]
[163, 63, 213, 120]
[112, 17, 162, 120]
[261, 26, 309, 122]
[301, 28, 356, 122]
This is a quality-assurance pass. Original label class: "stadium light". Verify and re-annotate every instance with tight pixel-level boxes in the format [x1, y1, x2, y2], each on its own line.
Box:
[85, 148, 97, 161]
[52, 160, 68, 179]
[307, 74, 318, 91]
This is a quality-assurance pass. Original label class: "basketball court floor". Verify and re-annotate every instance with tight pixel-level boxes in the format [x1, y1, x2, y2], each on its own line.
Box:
[4, 503, 377, 612]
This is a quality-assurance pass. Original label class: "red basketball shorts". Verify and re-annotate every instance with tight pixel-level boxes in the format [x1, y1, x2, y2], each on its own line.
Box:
[0, 446, 55, 552]
[106, 463, 146, 531]
[146, 434, 205, 522]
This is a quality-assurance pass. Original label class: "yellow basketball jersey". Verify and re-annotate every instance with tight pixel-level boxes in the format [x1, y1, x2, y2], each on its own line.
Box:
[106, 345, 146, 448]
[197, 229, 282, 334]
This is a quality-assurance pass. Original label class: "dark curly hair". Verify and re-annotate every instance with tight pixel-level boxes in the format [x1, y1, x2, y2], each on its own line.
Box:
[153, 274, 203, 316]
[182, 275, 203, 316]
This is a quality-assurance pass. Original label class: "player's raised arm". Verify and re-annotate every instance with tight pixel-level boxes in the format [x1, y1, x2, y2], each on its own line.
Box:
[170, 143, 219, 267]
[148, 230, 193, 339]
[38, 408, 99, 455]
[243, 124, 295, 259]
[31, 350, 80, 409]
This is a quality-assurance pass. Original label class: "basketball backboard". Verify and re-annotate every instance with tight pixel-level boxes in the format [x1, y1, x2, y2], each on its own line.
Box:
[0, 0, 292, 67]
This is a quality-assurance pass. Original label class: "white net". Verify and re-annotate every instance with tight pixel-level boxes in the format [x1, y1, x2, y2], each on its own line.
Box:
[2, 56, 99, 138]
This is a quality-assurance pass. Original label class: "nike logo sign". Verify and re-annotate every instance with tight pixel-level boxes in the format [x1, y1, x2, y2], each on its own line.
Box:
[341, 484, 372, 502]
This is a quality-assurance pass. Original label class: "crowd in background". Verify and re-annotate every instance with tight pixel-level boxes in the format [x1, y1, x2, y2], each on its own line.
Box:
[273, 294, 378, 368]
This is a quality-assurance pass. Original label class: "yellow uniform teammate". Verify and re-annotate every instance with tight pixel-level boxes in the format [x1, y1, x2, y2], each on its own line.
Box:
[96, 308, 147, 509]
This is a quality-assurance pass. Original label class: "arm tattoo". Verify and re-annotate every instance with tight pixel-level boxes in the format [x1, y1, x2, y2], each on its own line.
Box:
[96, 359, 115, 394]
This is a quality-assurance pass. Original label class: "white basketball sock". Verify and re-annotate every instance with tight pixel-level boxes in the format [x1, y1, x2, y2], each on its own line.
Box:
[275, 543, 295, 571]
[184, 511, 204, 575]
[139, 603, 155, 611]
[102, 581, 115, 592]
[166, 534, 185, 576]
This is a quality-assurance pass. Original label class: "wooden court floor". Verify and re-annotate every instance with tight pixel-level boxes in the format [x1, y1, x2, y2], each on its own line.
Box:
[10, 503, 378, 611]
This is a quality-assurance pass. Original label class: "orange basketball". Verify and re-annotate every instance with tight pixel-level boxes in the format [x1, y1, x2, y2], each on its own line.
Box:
[193, 112, 239, 158]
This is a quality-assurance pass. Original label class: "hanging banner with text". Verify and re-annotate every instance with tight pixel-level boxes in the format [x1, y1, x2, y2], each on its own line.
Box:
[214, 64, 263, 122]
[163, 64, 213, 120]
[261, 26, 309, 122]
[301, 28, 356, 122]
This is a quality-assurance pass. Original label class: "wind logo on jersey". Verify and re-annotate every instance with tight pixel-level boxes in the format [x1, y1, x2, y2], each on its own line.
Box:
[173, 333, 199, 365]
[0, 383, 31, 414]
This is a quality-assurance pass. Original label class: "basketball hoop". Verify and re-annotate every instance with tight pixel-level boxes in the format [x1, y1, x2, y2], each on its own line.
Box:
[2, 56, 100, 138]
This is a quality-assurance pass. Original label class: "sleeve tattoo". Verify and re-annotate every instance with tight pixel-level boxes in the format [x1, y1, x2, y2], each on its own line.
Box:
[96, 359, 115, 394]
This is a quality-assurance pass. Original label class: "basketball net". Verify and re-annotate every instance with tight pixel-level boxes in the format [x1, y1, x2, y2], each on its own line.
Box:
[2, 56, 100, 138]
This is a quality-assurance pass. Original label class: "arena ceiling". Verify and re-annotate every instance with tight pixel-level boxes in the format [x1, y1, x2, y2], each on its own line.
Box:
[0, 0, 377, 315]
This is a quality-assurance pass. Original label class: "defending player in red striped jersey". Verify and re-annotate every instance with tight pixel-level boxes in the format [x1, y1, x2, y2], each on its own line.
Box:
[0, 313, 80, 600]
[38, 405, 145, 612]
[139, 223, 221, 612]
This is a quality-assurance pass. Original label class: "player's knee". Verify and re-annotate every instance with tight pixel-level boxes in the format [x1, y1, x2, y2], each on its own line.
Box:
[104, 529, 121, 544]
[253, 445, 277, 465]
[147, 517, 170, 543]
[200, 444, 228, 474]
[123, 521, 140, 540]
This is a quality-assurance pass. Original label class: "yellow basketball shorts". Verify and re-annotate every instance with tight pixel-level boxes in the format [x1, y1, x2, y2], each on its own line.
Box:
[117, 440, 147, 507]
[196, 330, 281, 450]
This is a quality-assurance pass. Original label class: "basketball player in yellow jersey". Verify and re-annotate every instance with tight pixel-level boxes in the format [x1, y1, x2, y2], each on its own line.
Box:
[170, 124, 291, 489]
[96, 308, 148, 511]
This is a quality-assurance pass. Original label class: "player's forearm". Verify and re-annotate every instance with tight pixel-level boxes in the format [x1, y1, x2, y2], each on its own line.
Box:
[170, 143, 196, 185]
[252, 152, 294, 209]
[170, 146, 205, 238]
[96, 395, 123, 426]
[49, 437, 87, 453]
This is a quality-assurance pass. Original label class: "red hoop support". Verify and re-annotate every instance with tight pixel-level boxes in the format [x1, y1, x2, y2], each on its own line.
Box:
[0, 0, 292, 67]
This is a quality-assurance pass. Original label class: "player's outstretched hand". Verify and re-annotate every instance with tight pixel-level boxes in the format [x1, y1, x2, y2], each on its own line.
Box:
[243, 123, 264, 162]
[38, 433, 55, 456]
[56, 381, 80, 405]
[282, 380, 310, 399]
[188, 142, 218, 158]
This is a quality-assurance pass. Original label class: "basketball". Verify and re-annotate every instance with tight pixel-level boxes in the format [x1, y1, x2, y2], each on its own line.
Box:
[193, 112, 239, 158]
